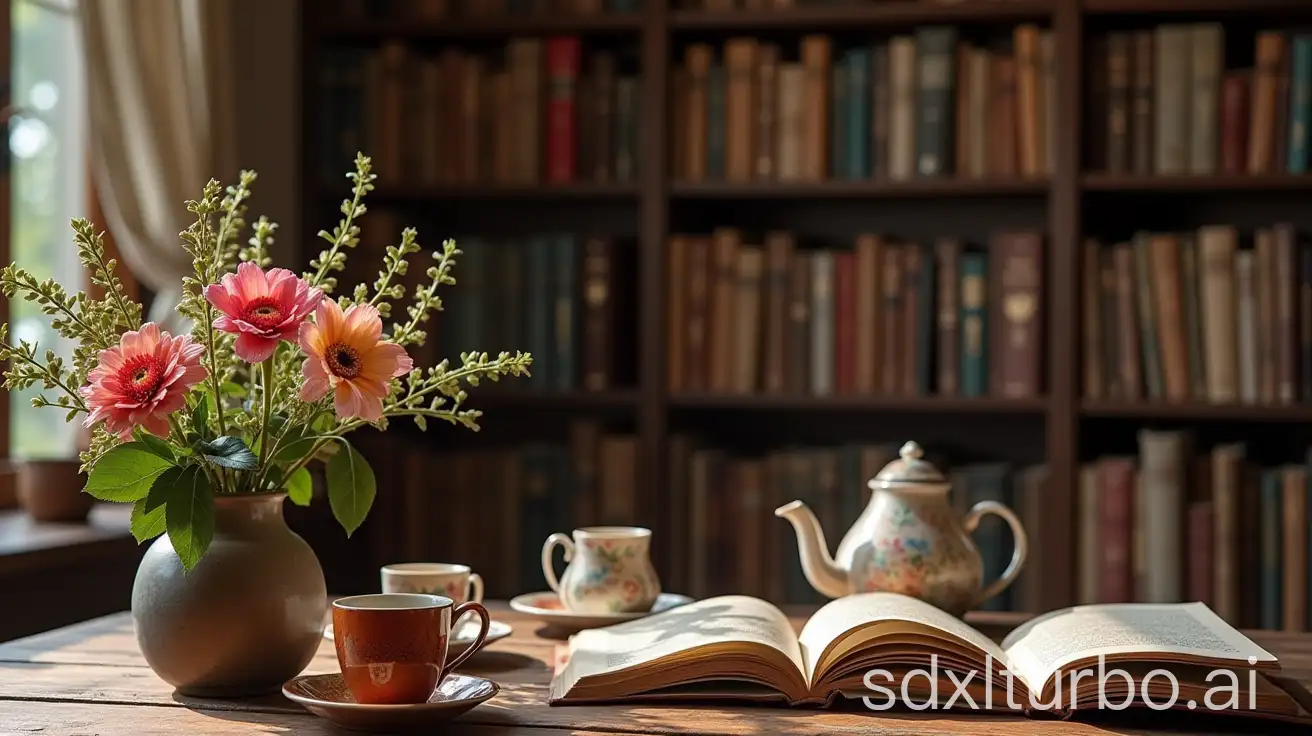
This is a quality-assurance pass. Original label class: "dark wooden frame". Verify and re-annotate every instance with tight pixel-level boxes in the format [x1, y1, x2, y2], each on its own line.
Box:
[298, 0, 1312, 611]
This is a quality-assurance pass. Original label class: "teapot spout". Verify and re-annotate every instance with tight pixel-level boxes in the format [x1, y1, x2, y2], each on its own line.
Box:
[775, 500, 849, 599]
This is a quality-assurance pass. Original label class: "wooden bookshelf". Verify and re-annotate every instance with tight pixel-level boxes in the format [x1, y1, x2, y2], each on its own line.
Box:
[299, 0, 1312, 615]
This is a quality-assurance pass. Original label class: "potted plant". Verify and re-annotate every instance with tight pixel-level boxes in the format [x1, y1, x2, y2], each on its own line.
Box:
[0, 155, 530, 696]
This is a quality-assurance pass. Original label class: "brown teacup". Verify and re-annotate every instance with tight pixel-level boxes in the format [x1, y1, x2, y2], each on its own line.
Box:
[331, 593, 491, 705]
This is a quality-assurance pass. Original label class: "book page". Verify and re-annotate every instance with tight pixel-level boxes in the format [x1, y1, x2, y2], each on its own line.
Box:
[565, 595, 804, 679]
[798, 592, 1009, 681]
[1003, 602, 1278, 692]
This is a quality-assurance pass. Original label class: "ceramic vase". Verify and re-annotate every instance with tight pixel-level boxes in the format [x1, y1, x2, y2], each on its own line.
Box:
[131, 492, 327, 697]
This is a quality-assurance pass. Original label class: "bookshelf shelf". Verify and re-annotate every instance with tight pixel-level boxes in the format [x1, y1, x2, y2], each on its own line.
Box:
[316, 15, 644, 40]
[669, 394, 1048, 415]
[1081, 401, 1312, 422]
[669, 178, 1048, 200]
[1082, 173, 1312, 193]
[466, 390, 641, 411]
[1083, 0, 1312, 16]
[332, 183, 642, 203]
[670, 1, 1054, 31]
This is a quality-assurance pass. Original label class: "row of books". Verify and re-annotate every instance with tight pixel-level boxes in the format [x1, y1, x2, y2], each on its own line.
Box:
[1090, 27, 1312, 176]
[333, 0, 642, 18]
[664, 437, 1046, 610]
[1082, 225, 1312, 405]
[355, 213, 633, 392]
[318, 40, 641, 187]
[1077, 432, 1312, 632]
[679, 0, 1022, 9]
[374, 423, 639, 599]
[666, 229, 1044, 398]
[671, 26, 1056, 183]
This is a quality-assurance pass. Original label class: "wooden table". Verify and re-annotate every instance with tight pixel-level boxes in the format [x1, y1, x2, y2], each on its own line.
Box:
[2, 603, 1311, 735]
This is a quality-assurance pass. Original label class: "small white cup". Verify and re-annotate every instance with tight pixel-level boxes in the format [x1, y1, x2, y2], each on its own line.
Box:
[380, 563, 484, 607]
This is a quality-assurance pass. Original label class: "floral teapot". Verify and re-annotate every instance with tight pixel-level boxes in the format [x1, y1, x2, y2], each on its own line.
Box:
[775, 441, 1027, 616]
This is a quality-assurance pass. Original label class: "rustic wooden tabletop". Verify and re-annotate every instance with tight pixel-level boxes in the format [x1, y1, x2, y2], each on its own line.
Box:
[0, 602, 1309, 735]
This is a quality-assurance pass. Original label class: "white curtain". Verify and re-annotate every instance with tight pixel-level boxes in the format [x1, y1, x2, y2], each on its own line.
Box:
[79, 0, 236, 332]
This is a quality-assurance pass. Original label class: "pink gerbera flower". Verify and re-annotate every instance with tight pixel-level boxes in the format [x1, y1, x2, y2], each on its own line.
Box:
[80, 323, 208, 440]
[298, 300, 412, 421]
[204, 262, 323, 363]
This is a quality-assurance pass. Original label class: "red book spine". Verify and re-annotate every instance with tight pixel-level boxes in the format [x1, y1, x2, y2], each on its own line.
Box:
[546, 37, 581, 183]
[834, 252, 857, 393]
[1220, 71, 1251, 175]
[1099, 459, 1135, 603]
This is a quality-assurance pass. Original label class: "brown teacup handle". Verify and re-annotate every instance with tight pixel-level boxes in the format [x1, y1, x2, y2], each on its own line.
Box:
[442, 601, 491, 678]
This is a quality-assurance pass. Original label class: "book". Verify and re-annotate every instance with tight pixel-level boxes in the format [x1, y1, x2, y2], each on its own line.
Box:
[550, 593, 1307, 722]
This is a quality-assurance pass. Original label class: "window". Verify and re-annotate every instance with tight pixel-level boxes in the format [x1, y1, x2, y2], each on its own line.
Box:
[10, 0, 84, 459]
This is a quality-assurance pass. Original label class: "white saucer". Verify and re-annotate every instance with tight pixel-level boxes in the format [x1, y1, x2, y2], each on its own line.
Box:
[324, 618, 512, 656]
[508, 592, 694, 634]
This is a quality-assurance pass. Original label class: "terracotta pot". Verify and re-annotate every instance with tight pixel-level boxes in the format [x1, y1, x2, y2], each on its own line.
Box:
[131, 492, 328, 697]
[16, 459, 93, 522]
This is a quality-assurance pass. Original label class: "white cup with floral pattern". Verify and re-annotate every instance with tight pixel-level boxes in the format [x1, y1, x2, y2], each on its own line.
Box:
[380, 563, 484, 608]
[541, 526, 661, 614]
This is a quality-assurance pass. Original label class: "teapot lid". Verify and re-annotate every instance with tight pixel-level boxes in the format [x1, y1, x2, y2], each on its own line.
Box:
[870, 441, 947, 488]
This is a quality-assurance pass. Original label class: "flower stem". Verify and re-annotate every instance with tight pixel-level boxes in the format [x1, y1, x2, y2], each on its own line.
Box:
[255, 354, 276, 490]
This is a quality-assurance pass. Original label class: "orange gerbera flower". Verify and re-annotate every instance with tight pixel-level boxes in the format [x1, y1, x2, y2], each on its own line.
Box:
[298, 300, 413, 421]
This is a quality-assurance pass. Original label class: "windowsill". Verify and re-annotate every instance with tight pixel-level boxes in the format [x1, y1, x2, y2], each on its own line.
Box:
[0, 503, 136, 577]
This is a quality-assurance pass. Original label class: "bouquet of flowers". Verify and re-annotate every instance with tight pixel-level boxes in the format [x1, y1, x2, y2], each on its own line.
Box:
[0, 155, 531, 569]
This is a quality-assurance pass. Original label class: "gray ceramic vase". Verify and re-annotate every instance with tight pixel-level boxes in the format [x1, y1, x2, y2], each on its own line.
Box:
[131, 492, 327, 697]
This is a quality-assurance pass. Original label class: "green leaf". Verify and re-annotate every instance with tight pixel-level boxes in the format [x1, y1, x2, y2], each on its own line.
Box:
[134, 432, 176, 462]
[191, 399, 210, 440]
[325, 440, 375, 537]
[273, 427, 317, 464]
[165, 465, 214, 571]
[129, 466, 182, 543]
[84, 443, 177, 502]
[286, 467, 313, 507]
[220, 381, 247, 397]
[195, 436, 258, 470]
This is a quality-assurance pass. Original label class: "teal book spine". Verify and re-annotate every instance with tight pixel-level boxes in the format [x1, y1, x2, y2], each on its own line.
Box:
[525, 237, 553, 390]
[831, 61, 849, 179]
[916, 243, 936, 395]
[1260, 469, 1283, 630]
[960, 253, 988, 397]
[1289, 36, 1312, 173]
[964, 464, 1012, 611]
[553, 235, 578, 391]
[706, 65, 726, 179]
[845, 48, 871, 179]
[914, 26, 958, 177]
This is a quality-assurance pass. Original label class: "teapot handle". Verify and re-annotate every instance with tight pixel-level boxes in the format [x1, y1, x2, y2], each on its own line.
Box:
[963, 501, 1028, 611]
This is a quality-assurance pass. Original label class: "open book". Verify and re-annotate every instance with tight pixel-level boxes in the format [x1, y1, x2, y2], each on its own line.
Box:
[550, 593, 1312, 722]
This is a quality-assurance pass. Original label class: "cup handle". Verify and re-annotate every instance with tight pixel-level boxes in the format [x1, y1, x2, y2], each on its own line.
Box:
[442, 601, 491, 679]
[964, 501, 1029, 611]
[541, 533, 574, 595]
[467, 573, 484, 604]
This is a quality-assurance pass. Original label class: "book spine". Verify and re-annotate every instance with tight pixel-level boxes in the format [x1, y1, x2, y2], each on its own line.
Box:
[989, 54, 1018, 178]
[809, 251, 835, 396]
[666, 236, 688, 392]
[1256, 229, 1278, 403]
[1260, 470, 1283, 630]
[1014, 25, 1041, 179]
[706, 64, 726, 179]
[776, 64, 804, 181]
[1106, 33, 1131, 173]
[553, 235, 578, 390]
[1138, 430, 1186, 603]
[763, 233, 792, 394]
[1154, 26, 1191, 175]
[960, 253, 988, 398]
[1189, 24, 1222, 174]
[889, 36, 916, 181]
[1276, 224, 1299, 404]
[915, 243, 936, 396]
[901, 246, 921, 396]
[1187, 501, 1213, 606]
[785, 251, 811, 394]
[1180, 235, 1208, 400]
[587, 53, 616, 183]
[871, 42, 890, 180]
[1250, 32, 1285, 174]
[1282, 467, 1308, 631]
[755, 44, 779, 181]
[685, 237, 711, 392]
[709, 229, 740, 392]
[830, 60, 848, 181]
[854, 235, 882, 395]
[1077, 465, 1100, 604]
[1221, 70, 1251, 175]
[732, 249, 764, 394]
[1082, 240, 1104, 398]
[685, 45, 712, 182]
[614, 76, 638, 181]
[1112, 244, 1141, 399]
[991, 231, 1043, 398]
[724, 39, 757, 182]
[545, 38, 580, 183]
[936, 239, 961, 396]
[1131, 235, 1161, 400]
[881, 246, 903, 395]
[1131, 31, 1155, 175]
[1302, 244, 1312, 401]
[582, 237, 613, 391]
[915, 26, 957, 178]
[1237, 251, 1259, 403]
[800, 35, 832, 180]
[1099, 459, 1136, 603]
[834, 251, 856, 394]
[1199, 226, 1239, 403]
[846, 48, 871, 180]
[1290, 36, 1312, 173]
[1211, 445, 1244, 623]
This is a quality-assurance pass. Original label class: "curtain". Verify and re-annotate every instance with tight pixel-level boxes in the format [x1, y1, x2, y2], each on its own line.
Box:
[79, 0, 236, 332]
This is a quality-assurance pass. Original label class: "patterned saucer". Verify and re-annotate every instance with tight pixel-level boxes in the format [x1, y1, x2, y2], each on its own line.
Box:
[508, 591, 694, 634]
[283, 672, 497, 731]
[324, 618, 512, 656]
